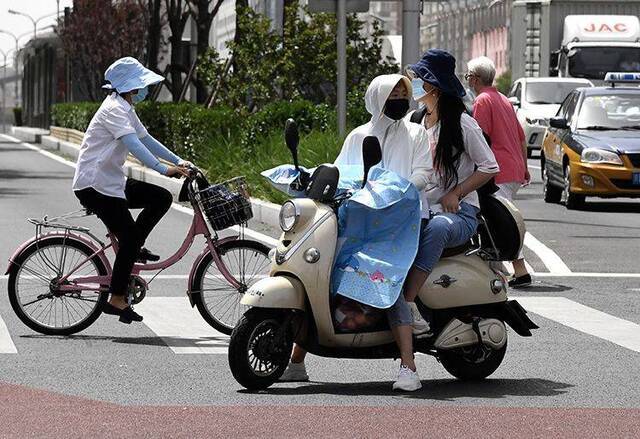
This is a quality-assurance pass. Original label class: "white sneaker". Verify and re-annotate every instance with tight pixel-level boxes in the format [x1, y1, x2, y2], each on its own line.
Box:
[392, 365, 422, 391]
[279, 361, 309, 382]
[409, 302, 432, 336]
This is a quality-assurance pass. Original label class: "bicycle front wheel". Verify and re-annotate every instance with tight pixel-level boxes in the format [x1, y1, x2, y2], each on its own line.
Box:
[192, 239, 271, 335]
[7, 236, 109, 335]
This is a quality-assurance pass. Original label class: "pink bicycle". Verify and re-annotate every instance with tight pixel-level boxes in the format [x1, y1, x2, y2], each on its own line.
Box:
[5, 169, 271, 336]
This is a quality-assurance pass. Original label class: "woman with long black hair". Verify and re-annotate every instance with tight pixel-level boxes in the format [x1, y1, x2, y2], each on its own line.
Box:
[387, 49, 500, 391]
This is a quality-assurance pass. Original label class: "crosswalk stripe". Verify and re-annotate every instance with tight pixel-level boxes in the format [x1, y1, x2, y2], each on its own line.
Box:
[134, 297, 229, 354]
[0, 314, 18, 354]
[514, 296, 640, 354]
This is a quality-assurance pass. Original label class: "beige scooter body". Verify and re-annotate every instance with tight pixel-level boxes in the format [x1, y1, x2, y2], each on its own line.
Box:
[230, 121, 536, 390]
[243, 197, 522, 350]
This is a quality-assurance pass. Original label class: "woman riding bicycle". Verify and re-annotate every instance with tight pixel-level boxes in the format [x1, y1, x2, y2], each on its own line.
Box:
[72, 57, 190, 324]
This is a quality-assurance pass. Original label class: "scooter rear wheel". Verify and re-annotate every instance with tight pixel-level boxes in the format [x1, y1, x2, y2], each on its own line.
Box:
[438, 341, 507, 381]
[228, 309, 293, 390]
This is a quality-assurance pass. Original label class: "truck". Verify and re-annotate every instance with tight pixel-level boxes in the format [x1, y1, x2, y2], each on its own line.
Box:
[510, 0, 640, 83]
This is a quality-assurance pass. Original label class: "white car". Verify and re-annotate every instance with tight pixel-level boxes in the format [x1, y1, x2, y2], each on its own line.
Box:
[508, 77, 593, 157]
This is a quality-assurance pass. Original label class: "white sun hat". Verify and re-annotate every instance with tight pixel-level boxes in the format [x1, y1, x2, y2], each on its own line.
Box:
[102, 57, 164, 93]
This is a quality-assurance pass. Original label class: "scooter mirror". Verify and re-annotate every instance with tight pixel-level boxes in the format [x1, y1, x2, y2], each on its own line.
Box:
[361, 136, 382, 188]
[284, 118, 300, 170]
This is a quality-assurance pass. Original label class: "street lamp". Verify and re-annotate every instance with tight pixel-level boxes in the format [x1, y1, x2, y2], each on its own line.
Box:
[0, 30, 19, 107]
[8, 9, 64, 38]
[0, 48, 7, 132]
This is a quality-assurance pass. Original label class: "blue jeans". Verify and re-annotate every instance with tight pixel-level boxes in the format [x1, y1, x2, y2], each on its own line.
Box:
[386, 202, 479, 328]
[412, 202, 480, 273]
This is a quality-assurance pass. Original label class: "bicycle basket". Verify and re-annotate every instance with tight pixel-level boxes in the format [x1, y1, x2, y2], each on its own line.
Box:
[194, 176, 253, 230]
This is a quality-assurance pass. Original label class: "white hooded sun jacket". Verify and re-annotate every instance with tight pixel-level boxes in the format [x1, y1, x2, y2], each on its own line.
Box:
[334, 74, 432, 215]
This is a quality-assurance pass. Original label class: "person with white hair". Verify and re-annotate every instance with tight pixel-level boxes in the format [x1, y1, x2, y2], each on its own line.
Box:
[466, 56, 532, 288]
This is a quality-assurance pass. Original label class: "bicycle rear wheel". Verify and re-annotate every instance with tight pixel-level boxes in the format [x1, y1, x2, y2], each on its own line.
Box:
[7, 236, 109, 335]
[192, 239, 271, 335]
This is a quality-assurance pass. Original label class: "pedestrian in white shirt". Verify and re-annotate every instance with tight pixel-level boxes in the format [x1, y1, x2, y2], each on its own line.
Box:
[280, 74, 433, 390]
[72, 57, 190, 324]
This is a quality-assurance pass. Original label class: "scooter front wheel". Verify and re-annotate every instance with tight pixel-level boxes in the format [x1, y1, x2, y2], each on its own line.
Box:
[228, 309, 293, 390]
[438, 341, 507, 381]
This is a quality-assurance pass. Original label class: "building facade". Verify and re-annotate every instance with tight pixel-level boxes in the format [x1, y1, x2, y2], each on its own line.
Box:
[420, 0, 511, 77]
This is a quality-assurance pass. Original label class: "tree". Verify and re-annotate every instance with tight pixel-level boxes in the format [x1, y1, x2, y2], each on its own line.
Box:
[146, 0, 165, 73]
[232, 0, 249, 76]
[199, 2, 397, 113]
[496, 70, 512, 95]
[187, 0, 225, 103]
[58, 0, 148, 101]
[165, 0, 191, 101]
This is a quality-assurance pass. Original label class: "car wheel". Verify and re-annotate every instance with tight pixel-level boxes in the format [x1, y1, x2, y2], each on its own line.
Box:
[562, 162, 585, 210]
[542, 163, 562, 204]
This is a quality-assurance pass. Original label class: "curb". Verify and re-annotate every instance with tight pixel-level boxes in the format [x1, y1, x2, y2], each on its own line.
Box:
[19, 127, 284, 230]
[10, 126, 49, 144]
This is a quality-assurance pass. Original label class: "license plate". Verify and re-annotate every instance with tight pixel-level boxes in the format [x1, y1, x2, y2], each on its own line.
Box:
[634, 173, 640, 186]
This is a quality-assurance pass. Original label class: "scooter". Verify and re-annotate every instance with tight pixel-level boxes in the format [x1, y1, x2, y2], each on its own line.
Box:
[228, 120, 538, 390]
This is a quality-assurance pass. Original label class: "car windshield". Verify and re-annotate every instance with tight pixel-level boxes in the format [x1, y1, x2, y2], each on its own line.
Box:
[525, 82, 587, 104]
[577, 94, 640, 130]
[568, 47, 640, 80]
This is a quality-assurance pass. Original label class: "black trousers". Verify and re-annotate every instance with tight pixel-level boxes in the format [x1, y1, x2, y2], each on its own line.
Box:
[75, 179, 173, 296]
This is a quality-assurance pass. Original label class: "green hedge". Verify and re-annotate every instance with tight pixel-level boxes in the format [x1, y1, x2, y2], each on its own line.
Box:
[51, 102, 101, 131]
[240, 100, 334, 149]
[50, 99, 351, 203]
[51, 99, 336, 160]
[135, 102, 239, 161]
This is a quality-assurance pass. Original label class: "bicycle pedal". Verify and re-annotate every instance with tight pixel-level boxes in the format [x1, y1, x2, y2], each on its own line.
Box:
[137, 247, 160, 263]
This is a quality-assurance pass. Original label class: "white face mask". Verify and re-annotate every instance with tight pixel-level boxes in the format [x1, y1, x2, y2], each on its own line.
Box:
[412, 78, 438, 103]
[411, 78, 427, 101]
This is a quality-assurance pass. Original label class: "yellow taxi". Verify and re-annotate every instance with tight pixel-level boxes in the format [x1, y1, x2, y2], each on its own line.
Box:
[541, 73, 640, 209]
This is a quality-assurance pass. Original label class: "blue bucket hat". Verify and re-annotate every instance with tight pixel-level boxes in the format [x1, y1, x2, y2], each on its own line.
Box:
[102, 57, 164, 93]
[408, 49, 466, 98]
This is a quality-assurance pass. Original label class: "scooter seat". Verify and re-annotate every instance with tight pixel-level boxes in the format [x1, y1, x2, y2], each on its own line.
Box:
[441, 241, 473, 258]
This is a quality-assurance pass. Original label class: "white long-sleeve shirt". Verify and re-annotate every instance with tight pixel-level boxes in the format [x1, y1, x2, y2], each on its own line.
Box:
[334, 74, 433, 216]
[423, 113, 500, 213]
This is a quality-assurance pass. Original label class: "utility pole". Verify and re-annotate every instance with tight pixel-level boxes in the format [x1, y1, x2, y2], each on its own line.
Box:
[402, 0, 421, 70]
[337, 0, 346, 137]
[0, 49, 6, 133]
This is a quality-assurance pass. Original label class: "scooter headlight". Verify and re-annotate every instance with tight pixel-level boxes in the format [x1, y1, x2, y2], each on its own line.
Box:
[279, 201, 300, 232]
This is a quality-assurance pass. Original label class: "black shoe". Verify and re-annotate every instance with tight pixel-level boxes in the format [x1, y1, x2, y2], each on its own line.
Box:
[119, 307, 143, 324]
[137, 247, 160, 263]
[101, 302, 143, 324]
[508, 274, 532, 289]
[102, 302, 125, 316]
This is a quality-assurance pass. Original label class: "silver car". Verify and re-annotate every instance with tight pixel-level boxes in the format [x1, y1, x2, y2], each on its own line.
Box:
[508, 77, 593, 157]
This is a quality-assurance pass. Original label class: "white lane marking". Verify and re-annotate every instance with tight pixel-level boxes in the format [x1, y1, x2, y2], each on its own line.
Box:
[0, 314, 18, 354]
[0, 133, 76, 169]
[524, 232, 572, 274]
[514, 296, 640, 353]
[135, 297, 229, 354]
[0, 274, 267, 281]
[533, 272, 640, 278]
[528, 164, 541, 170]
[5, 272, 640, 280]
[0, 134, 279, 249]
